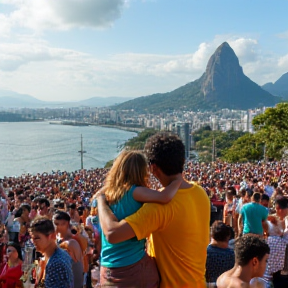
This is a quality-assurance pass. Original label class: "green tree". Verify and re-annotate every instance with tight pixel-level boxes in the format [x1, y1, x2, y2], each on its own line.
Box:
[222, 133, 263, 162]
[193, 128, 246, 162]
[123, 128, 158, 150]
[104, 128, 158, 168]
[252, 102, 288, 159]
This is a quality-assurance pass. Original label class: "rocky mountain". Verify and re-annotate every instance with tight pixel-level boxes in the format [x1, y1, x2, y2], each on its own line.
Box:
[262, 72, 288, 100]
[116, 42, 280, 113]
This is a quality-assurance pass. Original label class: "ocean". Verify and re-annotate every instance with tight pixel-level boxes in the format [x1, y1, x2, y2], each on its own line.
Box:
[0, 121, 136, 177]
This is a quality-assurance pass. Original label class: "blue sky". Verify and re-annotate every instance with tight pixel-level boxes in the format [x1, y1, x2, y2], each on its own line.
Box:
[0, 0, 287, 101]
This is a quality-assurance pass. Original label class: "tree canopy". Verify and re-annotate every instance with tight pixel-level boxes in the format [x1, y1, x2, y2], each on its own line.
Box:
[221, 133, 263, 162]
[123, 128, 158, 150]
[252, 102, 288, 160]
[193, 128, 246, 162]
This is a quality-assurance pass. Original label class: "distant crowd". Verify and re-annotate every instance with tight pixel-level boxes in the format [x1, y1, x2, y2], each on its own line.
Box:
[1, 135, 288, 288]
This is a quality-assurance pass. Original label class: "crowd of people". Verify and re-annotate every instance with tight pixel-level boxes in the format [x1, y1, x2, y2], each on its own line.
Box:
[0, 132, 288, 287]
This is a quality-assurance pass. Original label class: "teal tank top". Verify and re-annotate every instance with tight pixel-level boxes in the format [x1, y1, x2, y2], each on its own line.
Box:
[100, 185, 146, 268]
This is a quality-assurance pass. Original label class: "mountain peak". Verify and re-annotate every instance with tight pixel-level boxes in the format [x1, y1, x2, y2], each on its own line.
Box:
[201, 42, 243, 100]
[116, 42, 280, 112]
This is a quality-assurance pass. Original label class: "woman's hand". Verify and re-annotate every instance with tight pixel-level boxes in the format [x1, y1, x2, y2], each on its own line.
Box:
[94, 188, 105, 199]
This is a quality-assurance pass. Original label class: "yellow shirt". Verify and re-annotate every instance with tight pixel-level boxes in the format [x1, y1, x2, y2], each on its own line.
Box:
[125, 183, 210, 288]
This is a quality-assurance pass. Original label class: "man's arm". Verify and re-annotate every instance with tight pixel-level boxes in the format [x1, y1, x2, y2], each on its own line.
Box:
[238, 213, 243, 235]
[262, 220, 268, 236]
[0, 183, 9, 202]
[97, 194, 136, 244]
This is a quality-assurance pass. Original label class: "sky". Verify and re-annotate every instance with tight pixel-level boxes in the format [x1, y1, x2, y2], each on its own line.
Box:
[0, 0, 288, 102]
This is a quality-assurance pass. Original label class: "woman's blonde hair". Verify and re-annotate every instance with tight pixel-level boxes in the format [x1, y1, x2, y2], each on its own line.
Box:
[103, 150, 148, 204]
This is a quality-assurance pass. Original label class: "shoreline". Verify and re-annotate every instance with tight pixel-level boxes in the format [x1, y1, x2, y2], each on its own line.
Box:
[47, 119, 144, 133]
[96, 124, 144, 133]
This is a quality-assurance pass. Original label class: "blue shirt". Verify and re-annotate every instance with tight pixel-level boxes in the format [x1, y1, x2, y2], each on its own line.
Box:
[205, 245, 235, 282]
[100, 185, 146, 268]
[241, 202, 268, 235]
[45, 248, 74, 288]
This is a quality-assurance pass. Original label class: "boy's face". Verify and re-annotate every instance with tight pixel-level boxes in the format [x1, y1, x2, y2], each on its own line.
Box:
[253, 254, 269, 278]
[30, 231, 55, 254]
[53, 219, 69, 234]
[38, 203, 49, 216]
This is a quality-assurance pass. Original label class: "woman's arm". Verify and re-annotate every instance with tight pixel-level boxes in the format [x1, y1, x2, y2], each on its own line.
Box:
[133, 175, 182, 204]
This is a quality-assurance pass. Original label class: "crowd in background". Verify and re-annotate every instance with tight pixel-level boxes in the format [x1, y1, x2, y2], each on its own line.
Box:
[1, 159, 288, 287]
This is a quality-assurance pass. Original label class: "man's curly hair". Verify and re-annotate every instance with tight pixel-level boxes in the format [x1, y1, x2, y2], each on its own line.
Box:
[235, 235, 270, 266]
[144, 132, 185, 176]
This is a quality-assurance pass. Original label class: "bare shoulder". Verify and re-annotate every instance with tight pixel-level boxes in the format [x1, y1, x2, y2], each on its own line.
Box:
[217, 273, 250, 288]
[67, 239, 81, 250]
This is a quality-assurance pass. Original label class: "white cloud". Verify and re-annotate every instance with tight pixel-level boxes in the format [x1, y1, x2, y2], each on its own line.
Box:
[0, 39, 88, 71]
[0, 35, 287, 101]
[229, 38, 259, 64]
[0, 0, 127, 32]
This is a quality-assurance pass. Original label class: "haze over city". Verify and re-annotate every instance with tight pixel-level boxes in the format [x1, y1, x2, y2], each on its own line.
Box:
[0, 0, 288, 102]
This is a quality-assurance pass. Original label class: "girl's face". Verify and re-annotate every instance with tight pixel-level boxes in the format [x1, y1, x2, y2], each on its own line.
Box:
[6, 246, 19, 262]
[21, 208, 30, 218]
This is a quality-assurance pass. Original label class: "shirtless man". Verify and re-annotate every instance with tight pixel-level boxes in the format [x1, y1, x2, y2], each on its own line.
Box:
[217, 235, 270, 288]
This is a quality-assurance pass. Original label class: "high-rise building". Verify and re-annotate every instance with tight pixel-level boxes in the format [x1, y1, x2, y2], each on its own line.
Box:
[176, 122, 191, 159]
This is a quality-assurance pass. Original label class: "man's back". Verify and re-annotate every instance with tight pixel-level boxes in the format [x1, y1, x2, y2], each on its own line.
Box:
[241, 202, 268, 234]
[126, 183, 210, 288]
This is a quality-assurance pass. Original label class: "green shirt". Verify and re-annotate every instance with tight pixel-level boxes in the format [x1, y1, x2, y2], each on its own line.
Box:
[241, 202, 268, 235]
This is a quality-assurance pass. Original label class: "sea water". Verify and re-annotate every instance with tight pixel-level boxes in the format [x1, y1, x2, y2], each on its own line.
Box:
[0, 121, 136, 177]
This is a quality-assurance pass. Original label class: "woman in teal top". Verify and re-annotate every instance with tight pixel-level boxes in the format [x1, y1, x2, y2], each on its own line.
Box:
[98, 150, 181, 287]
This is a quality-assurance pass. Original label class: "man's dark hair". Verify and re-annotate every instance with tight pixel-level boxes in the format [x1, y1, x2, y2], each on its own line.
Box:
[227, 186, 237, 196]
[59, 202, 65, 209]
[235, 235, 270, 266]
[144, 132, 185, 176]
[17, 203, 31, 216]
[246, 188, 253, 198]
[38, 198, 50, 207]
[261, 194, 270, 202]
[53, 210, 71, 222]
[239, 189, 246, 197]
[69, 203, 76, 210]
[29, 217, 55, 236]
[211, 221, 231, 242]
[252, 192, 261, 202]
[275, 196, 288, 209]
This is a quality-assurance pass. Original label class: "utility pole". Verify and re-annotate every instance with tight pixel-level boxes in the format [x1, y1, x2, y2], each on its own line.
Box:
[212, 135, 216, 162]
[78, 134, 86, 169]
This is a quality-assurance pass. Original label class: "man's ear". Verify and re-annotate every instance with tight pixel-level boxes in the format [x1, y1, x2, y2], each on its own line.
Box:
[252, 256, 259, 267]
[49, 231, 57, 241]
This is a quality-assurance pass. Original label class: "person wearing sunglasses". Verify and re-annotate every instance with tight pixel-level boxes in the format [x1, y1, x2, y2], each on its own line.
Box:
[0, 242, 23, 288]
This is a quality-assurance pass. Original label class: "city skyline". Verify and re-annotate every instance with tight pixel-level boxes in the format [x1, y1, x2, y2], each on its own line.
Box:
[0, 0, 288, 102]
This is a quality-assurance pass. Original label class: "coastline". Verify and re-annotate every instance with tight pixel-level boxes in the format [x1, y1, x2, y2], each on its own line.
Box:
[46, 119, 143, 133]
[96, 124, 143, 133]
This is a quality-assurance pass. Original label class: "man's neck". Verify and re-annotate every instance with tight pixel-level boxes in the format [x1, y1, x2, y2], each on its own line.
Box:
[160, 174, 190, 189]
[233, 264, 252, 284]
[210, 238, 229, 249]
[59, 230, 73, 240]
[44, 243, 57, 259]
